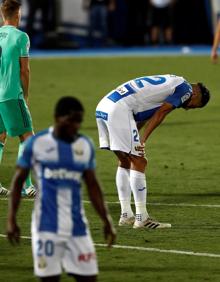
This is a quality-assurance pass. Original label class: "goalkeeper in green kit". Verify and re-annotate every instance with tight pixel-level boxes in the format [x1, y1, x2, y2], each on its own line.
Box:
[0, 0, 35, 197]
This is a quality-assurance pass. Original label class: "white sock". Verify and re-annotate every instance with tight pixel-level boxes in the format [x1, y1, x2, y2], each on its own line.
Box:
[116, 167, 134, 217]
[130, 170, 149, 221]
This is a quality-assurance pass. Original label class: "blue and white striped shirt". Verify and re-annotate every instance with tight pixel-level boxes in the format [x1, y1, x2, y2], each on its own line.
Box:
[18, 128, 95, 237]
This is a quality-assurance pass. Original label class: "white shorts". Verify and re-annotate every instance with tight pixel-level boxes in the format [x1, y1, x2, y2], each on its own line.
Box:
[96, 98, 141, 156]
[32, 231, 98, 278]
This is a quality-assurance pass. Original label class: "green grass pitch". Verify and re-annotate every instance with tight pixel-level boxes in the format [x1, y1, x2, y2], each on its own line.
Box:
[0, 56, 220, 282]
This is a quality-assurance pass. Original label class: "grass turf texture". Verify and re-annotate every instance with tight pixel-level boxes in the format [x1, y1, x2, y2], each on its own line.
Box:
[0, 56, 220, 281]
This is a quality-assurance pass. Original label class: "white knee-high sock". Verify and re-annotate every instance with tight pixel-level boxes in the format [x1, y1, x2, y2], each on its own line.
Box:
[116, 167, 134, 217]
[130, 170, 149, 221]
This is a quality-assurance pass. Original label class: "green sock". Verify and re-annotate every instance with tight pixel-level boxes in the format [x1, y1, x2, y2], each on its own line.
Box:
[0, 142, 4, 163]
[18, 142, 33, 189]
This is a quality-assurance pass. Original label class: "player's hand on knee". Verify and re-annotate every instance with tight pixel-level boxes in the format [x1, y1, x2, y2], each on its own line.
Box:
[135, 143, 146, 157]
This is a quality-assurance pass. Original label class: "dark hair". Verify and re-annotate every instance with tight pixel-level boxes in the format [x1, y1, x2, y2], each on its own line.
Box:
[55, 96, 84, 118]
[198, 83, 210, 107]
[0, 0, 21, 18]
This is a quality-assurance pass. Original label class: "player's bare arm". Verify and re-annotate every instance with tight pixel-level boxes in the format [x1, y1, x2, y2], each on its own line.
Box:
[136, 121, 146, 131]
[7, 166, 29, 244]
[141, 102, 174, 144]
[20, 57, 30, 102]
[211, 20, 220, 63]
[83, 169, 116, 247]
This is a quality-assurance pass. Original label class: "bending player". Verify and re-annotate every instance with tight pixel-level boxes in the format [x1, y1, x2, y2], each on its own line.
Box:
[0, 0, 35, 196]
[96, 74, 210, 229]
[7, 96, 116, 282]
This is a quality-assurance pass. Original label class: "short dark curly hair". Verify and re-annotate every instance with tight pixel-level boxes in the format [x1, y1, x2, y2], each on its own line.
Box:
[55, 96, 84, 118]
[198, 83, 210, 108]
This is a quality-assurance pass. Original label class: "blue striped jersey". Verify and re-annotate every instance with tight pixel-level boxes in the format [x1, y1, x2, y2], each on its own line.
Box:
[17, 128, 95, 237]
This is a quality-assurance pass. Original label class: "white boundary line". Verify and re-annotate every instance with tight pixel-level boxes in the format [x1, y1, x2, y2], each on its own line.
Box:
[83, 201, 220, 209]
[0, 234, 31, 240]
[1, 197, 220, 208]
[0, 234, 220, 259]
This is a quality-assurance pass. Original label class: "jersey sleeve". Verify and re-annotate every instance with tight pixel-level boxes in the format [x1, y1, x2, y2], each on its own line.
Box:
[165, 82, 193, 108]
[86, 138, 96, 170]
[18, 32, 30, 58]
[17, 136, 34, 169]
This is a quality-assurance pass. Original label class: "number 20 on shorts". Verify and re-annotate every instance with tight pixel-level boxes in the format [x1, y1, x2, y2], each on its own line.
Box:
[37, 240, 54, 257]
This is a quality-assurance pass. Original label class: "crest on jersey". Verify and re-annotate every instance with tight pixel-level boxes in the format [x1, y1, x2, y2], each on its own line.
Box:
[74, 144, 84, 156]
[38, 256, 47, 269]
[116, 86, 129, 95]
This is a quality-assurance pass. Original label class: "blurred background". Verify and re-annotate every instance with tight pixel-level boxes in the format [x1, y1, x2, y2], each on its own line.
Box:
[1, 0, 220, 50]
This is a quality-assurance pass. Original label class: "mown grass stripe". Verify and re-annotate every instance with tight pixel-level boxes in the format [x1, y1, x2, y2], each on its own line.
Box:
[1, 197, 220, 208]
[0, 234, 220, 258]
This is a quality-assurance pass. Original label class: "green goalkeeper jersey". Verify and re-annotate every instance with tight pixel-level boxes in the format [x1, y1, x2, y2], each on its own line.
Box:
[0, 25, 30, 102]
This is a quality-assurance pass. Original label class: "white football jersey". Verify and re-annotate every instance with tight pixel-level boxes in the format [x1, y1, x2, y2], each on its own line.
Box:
[97, 74, 192, 121]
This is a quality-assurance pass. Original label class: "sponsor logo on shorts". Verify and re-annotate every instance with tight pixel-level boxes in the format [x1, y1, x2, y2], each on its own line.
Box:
[78, 253, 96, 262]
[95, 111, 108, 121]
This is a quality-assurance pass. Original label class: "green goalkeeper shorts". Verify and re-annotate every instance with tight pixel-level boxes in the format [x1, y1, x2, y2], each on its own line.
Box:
[0, 99, 33, 137]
